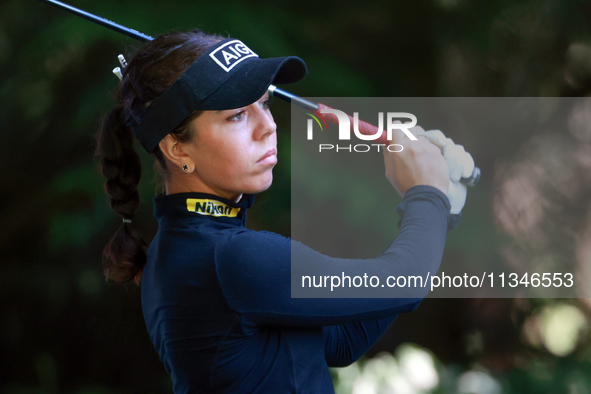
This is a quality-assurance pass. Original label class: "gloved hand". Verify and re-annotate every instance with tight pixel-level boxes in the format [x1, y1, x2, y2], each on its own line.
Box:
[413, 129, 474, 214]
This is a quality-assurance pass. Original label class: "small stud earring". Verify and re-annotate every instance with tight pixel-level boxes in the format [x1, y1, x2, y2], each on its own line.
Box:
[182, 164, 189, 171]
[173, 141, 178, 151]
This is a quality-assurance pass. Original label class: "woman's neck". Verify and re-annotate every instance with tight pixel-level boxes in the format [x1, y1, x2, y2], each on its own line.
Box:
[164, 177, 242, 203]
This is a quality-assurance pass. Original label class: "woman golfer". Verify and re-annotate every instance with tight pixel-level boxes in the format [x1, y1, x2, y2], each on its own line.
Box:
[96, 30, 457, 393]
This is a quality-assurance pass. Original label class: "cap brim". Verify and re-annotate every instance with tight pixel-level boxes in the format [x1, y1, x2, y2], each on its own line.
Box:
[198, 56, 307, 110]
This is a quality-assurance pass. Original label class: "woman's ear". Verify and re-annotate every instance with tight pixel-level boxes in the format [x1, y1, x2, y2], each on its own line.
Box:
[159, 135, 194, 172]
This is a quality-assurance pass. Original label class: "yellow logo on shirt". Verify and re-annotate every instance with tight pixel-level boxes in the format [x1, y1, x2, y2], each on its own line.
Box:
[186, 199, 240, 217]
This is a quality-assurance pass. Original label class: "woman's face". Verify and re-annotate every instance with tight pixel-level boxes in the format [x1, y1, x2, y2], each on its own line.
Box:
[181, 92, 277, 200]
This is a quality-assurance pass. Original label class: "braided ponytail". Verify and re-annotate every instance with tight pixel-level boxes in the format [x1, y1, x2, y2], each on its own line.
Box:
[96, 105, 147, 284]
[95, 30, 224, 284]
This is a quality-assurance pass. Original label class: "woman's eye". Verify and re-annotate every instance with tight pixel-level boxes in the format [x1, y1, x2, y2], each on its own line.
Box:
[261, 97, 274, 110]
[228, 111, 245, 121]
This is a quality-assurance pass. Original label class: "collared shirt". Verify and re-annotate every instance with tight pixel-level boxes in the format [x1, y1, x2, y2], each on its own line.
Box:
[141, 185, 456, 393]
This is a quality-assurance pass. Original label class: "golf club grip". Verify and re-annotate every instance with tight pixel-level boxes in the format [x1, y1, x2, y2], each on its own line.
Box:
[316, 103, 481, 187]
[316, 103, 386, 143]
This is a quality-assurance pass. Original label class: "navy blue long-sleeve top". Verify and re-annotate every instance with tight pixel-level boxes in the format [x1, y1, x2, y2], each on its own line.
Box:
[141, 185, 456, 393]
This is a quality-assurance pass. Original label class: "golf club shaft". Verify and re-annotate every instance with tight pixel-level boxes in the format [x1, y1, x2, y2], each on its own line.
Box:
[37, 0, 481, 186]
[39, 0, 154, 42]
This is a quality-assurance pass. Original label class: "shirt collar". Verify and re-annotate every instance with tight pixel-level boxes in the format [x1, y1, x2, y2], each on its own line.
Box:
[153, 192, 255, 226]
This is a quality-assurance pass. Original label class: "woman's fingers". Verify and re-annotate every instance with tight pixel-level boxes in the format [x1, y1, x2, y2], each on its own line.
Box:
[386, 120, 409, 145]
[382, 123, 449, 197]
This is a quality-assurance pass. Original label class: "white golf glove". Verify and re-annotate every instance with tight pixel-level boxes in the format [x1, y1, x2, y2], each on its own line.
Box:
[415, 129, 474, 214]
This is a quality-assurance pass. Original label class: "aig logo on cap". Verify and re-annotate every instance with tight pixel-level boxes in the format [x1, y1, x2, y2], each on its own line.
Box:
[209, 40, 259, 72]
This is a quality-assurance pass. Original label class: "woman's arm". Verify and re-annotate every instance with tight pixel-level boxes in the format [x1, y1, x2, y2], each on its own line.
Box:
[323, 315, 402, 367]
[215, 185, 452, 328]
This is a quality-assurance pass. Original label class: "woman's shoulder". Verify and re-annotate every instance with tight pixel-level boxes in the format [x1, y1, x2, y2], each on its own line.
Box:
[216, 228, 290, 255]
[213, 229, 292, 308]
[214, 229, 291, 272]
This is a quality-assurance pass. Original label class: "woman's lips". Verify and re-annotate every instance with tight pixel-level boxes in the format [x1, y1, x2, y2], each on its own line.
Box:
[257, 148, 277, 165]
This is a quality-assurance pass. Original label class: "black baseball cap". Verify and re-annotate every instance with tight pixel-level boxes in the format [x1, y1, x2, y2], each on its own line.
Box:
[129, 38, 307, 153]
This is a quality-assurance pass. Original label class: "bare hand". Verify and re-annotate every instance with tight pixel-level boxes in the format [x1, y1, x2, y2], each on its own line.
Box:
[383, 123, 449, 197]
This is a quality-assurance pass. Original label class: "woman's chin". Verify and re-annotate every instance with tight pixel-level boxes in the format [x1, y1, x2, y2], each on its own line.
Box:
[247, 173, 274, 194]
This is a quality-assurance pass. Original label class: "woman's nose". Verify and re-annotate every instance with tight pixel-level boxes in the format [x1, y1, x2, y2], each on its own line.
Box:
[253, 106, 276, 140]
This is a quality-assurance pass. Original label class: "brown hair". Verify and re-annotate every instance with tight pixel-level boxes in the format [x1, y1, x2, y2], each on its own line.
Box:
[95, 30, 224, 284]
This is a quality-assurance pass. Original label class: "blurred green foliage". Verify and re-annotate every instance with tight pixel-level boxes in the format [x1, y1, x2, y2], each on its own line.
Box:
[2, 0, 591, 392]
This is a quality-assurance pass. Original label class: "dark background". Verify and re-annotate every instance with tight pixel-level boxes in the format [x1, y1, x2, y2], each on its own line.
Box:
[2, 0, 591, 392]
